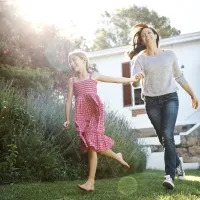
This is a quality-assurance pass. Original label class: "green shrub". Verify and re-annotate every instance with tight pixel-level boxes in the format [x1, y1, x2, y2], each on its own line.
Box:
[0, 79, 147, 182]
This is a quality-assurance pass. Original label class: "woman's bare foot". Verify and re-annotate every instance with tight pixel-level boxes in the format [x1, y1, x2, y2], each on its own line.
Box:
[77, 181, 94, 192]
[116, 153, 130, 168]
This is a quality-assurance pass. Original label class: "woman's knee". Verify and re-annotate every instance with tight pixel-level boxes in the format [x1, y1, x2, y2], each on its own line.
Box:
[162, 135, 175, 147]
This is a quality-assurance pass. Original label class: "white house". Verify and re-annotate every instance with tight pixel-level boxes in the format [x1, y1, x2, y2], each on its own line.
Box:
[87, 32, 200, 170]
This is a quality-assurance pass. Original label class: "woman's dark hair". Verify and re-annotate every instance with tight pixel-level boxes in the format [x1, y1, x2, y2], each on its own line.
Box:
[126, 24, 159, 60]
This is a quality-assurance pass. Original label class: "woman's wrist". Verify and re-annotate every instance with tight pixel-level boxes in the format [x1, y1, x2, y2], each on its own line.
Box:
[190, 94, 196, 99]
[133, 79, 139, 84]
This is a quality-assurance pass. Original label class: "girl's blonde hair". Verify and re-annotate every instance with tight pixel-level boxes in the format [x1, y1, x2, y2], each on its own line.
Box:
[68, 49, 98, 73]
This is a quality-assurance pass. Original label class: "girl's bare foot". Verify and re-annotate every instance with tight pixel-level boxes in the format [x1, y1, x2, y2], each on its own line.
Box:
[77, 181, 94, 192]
[116, 153, 130, 168]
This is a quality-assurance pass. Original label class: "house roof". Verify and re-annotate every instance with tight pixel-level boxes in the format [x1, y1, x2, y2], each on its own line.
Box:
[87, 31, 200, 59]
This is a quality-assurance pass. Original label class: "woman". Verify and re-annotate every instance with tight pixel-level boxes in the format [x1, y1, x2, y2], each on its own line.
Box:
[127, 24, 198, 189]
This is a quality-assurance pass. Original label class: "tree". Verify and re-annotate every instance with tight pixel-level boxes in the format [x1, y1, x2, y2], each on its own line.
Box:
[0, 1, 89, 69]
[92, 5, 181, 50]
[0, 1, 90, 95]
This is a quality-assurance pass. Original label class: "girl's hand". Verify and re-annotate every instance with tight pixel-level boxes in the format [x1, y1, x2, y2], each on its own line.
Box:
[133, 72, 145, 82]
[191, 95, 199, 109]
[63, 121, 70, 130]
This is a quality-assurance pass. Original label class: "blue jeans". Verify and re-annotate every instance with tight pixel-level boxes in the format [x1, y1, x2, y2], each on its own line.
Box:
[145, 92, 180, 180]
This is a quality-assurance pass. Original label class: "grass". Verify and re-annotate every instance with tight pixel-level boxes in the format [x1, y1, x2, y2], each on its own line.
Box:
[0, 170, 200, 200]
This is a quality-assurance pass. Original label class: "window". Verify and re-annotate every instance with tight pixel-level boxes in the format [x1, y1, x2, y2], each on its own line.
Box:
[134, 88, 144, 105]
[122, 62, 144, 107]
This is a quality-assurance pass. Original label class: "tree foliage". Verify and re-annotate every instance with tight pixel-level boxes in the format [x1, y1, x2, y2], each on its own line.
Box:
[0, 1, 89, 69]
[0, 1, 90, 94]
[93, 5, 181, 50]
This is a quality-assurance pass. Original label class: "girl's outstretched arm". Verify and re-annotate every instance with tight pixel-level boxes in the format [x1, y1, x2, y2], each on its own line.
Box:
[64, 78, 73, 129]
[93, 72, 138, 84]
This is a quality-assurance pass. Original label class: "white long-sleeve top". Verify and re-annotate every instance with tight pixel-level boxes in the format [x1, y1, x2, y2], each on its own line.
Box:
[132, 49, 185, 97]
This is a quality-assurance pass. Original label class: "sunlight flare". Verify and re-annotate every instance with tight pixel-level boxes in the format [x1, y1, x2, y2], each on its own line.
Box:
[184, 175, 200, 182]
[17, 0, 93, 38]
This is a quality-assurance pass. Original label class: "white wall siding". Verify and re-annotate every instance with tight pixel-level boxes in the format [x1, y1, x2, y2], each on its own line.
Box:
[88, 32, 200, 129]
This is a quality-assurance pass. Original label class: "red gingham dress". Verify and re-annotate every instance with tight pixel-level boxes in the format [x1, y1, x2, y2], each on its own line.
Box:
[73, 74, 114, 152]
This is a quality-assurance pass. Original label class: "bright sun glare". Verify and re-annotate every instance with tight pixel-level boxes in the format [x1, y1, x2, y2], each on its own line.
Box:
[17, 0, 93, 39]
[184, 175, 200, 182]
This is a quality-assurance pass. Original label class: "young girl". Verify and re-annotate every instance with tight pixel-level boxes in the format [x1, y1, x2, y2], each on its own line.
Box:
[63, 50, 137, 192]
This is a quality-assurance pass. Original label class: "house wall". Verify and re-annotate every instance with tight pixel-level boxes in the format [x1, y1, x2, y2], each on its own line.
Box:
[88, 33, 200, 129]
[89, 53, 134, 125]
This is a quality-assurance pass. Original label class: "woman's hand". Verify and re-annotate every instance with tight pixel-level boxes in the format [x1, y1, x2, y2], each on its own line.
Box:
[63, 121, 70, 130]
[133, 72, 145, 82]
[191, 95, 199, 109]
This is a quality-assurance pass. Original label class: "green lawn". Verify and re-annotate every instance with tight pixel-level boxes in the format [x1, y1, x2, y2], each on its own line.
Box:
[0, 170, 200, 200]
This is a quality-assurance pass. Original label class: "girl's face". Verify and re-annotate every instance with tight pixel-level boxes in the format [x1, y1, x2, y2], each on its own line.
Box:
[141, 28, 157, 46]
[69, 55, 86, 72]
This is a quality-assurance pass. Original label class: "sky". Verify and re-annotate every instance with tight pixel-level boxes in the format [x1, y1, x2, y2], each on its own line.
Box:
[18, 0, 200, 41]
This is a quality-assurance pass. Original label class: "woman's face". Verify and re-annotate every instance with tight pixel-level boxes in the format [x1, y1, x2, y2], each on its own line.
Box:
[69, 55, 86, 72]
[141, 28, 157, 46]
